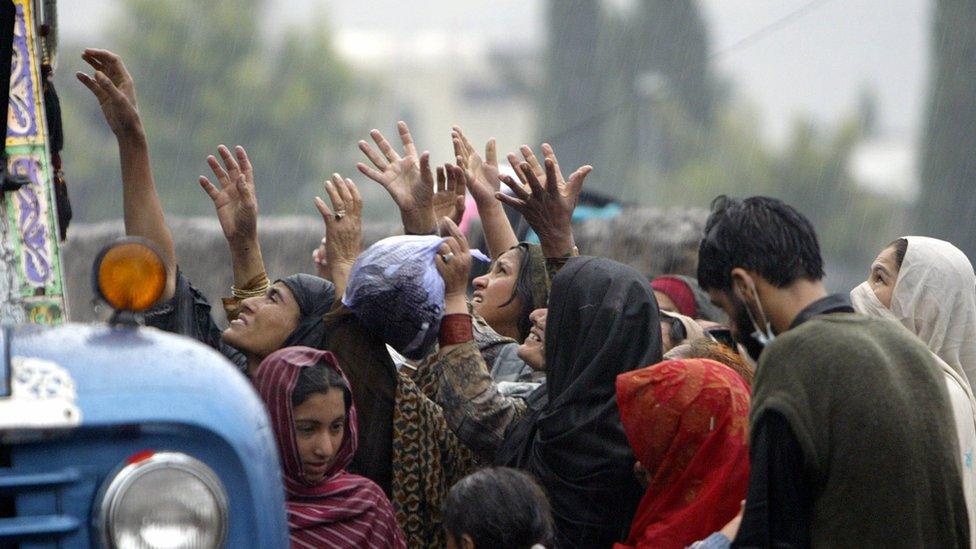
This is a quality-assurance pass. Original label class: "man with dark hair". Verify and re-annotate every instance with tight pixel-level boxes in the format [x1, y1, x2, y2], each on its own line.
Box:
[698, 196, 968, 547]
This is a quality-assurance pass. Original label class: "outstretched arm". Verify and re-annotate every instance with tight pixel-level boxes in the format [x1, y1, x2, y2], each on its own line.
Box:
[452, 126, 517, 258]
[76, 48, 177, 299]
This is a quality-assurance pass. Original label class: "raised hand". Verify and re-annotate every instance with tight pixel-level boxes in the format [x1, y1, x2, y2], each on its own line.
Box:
[496, 143, 592, 258]
[356, 121, 436, 234]
[314, 174, 364, 292]
[433, 164, 466, 226]
[435, 217, 473, 303]
[76, 48, 142, 138]
[452, 126, 501, 204]
[199, 145, 258, 247]
[451, 127, 518, 256]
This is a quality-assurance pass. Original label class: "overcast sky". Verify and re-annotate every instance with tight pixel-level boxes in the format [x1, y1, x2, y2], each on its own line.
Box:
[60, 0, 930, 143]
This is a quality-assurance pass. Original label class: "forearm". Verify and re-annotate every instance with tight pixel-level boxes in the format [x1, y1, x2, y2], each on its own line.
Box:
[438, 339, 526, 459]
[117, 131, 177, 299]
[329, 261, 353, 299]
[228, 238, 267, 290]
[539, 226, 576, 260]
[478, 201, 518, 258]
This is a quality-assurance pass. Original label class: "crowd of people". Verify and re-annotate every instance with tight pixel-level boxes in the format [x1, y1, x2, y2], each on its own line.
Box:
[77, 47, 976, 548]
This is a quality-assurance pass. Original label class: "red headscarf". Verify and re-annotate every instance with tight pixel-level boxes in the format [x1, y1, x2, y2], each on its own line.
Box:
[254, 347, 406, 548]
[614, 359, 750, 549]
[652, 276, 698, 318]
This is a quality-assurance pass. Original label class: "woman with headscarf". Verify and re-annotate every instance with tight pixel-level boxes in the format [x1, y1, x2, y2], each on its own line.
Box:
[852, 236, 976, 547]
[448, 127, 551, 390]
[433, 212, 662, 547]
[142, 145, 347, 376]
[472, 242, 550, 389]
[253, 347, 405, 548]
[614, 359, 751, 549]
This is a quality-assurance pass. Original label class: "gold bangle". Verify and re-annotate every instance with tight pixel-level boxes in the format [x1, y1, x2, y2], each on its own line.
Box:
[231, 272, 271, 299]
[232, 284, 269, 299]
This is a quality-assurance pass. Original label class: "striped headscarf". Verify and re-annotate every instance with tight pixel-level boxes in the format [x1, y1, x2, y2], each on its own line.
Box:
[254, 347, 406, 548]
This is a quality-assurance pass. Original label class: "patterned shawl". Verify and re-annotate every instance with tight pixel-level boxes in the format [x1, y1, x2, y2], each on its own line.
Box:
[254, 347, 405, 548]
[614, 359, 750, 549]
[390, 355, 480, 547]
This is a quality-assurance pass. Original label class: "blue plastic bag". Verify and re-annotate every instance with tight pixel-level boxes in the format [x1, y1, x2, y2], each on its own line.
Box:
[343, 235, 488, 360]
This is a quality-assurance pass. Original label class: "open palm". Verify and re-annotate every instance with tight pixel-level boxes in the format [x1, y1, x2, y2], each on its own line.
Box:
[199, 145, 258, 244]
[357, 121, 438, 234]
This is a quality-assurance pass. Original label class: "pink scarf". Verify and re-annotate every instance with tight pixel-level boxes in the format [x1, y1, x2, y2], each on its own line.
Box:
[255, 347, 405, 548]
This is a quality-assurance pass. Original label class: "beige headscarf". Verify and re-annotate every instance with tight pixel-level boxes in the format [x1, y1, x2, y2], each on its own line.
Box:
[856, 237, 976, 385]
[851, 236, 976, 410]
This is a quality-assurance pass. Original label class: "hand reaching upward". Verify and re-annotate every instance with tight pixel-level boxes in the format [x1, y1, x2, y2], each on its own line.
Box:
[496, 143, 592, 258]
[356, 121, 437, 234]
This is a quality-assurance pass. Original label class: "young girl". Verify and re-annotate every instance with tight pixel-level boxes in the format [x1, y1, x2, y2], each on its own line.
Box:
[254, 347, 405, 548]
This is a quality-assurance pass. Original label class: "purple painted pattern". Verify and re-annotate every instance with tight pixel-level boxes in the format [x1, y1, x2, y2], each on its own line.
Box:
[7, 2, 37, 140]
[11, 155, 51, 286]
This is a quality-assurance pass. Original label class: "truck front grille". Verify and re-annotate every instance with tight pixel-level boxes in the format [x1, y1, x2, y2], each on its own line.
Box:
[0, 459, 83, 547]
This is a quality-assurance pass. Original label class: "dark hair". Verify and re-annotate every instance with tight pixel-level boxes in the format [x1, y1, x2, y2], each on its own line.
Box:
[697, 196, 825, 291]
[442, 467, 554, 549]
[500, 246, 541, 341]
[291, 361, 352, 410]
[889, 238, 908, 270]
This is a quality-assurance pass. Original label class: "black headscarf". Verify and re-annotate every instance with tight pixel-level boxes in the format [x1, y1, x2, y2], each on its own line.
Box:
[496, 257, 663, 549]
[279, 274, 336, 349]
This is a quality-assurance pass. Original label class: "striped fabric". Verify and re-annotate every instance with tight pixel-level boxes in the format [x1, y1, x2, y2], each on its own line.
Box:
[255, 347, 406, 548]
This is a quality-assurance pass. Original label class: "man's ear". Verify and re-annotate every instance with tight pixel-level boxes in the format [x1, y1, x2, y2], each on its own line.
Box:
[461, 534, 476, 549]
[730, 268, 755, 300]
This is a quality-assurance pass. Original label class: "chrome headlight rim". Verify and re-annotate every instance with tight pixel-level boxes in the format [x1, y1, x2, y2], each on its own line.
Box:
[95, 451, 229, 549]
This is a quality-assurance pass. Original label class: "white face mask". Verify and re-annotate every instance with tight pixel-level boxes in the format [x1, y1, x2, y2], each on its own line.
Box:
[743, 289, 776, 347]
[850, 281, 897, 321]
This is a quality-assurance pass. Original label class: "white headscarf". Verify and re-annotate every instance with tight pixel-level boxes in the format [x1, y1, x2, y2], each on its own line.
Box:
[850, 236, 976, 411]
[895, 237, 976, 384]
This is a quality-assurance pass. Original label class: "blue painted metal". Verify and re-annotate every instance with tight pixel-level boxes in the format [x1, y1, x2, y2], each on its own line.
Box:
[1, 323, 289, 548]
[0, 467, 80, 493]
[0, 515, 80, 542]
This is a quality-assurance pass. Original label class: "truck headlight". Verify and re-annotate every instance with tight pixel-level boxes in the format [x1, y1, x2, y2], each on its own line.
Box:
[97, 452, 228, 548]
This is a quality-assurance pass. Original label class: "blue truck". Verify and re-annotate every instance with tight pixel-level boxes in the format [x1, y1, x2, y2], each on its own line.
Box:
[0, 237, 290, 548]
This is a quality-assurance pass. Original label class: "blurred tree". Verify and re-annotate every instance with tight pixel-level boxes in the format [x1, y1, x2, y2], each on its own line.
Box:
[537, 0, 604, 181]
[634, 0, 716, 126]
[58, 0, 358, 221]
[537, 0, 717, 199]
[915, 0, 976, 260]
